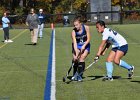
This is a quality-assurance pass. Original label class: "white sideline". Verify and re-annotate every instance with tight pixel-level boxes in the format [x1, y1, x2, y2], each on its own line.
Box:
[51, 29, 56, 100]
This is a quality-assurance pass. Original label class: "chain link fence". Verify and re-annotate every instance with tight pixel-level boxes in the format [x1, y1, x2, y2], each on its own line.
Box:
[0, 10, 140, 29]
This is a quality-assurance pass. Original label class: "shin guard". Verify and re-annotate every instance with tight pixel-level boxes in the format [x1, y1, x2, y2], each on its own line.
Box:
[73, 61, 78, 76]
[78, 62, 85, 77]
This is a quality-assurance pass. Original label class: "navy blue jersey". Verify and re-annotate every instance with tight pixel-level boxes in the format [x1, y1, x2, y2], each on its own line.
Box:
[37, 13, 46, 24]
[73, 24, 87, 45]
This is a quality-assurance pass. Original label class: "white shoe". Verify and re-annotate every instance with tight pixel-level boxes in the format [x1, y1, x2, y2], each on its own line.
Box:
[71, 72, 78, 81]
[102, 76, 113, 81]
[128, 66, 134, 78]
[7, 40, 13, 43]
[77, 75, 83, 82]
[4, 40, 8, 43]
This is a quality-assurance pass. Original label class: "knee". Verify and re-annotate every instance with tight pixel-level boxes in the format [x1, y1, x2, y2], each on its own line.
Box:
[106, 57, 113, 62]
[79, 55, 85, 62]
[113, 59, 120, 65]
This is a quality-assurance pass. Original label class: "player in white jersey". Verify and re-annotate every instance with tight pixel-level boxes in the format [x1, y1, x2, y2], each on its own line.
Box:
[94, 20, 134, 81]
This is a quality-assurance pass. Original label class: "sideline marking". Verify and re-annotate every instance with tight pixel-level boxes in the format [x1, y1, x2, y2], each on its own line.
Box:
[133, 76, 140, 78]
[44, 29, 56, 100]
[0, 29, 27, 49]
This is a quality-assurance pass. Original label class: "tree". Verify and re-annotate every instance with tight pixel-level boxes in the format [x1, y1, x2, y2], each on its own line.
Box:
[73, 0, 87, 12]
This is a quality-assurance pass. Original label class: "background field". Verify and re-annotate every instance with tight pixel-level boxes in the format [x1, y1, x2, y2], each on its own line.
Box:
[0, 24, 140, 100]
[0, 28, 51, 100]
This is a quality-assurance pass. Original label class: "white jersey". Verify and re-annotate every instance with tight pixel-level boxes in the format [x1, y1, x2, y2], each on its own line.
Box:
[102, 28, 127, 48]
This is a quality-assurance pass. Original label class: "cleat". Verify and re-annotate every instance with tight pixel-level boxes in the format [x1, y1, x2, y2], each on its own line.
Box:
[63, 77, 66, 82]
[4, 40, 8, 43]
[71, 72, 78, 81]
[128, 66, 134, 79]
[102, 76, 113, 81]
[7, 40, 13, 43]
[77, 75, 82, 82]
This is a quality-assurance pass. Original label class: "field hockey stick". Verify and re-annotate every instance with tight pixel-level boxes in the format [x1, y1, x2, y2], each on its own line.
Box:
[63, 62, 75, 82]
[63, 51, 82, 82]
[72, 59, 99, 81]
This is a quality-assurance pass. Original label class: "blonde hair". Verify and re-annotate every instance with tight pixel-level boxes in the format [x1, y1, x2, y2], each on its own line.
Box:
[73, 16, 82, 23]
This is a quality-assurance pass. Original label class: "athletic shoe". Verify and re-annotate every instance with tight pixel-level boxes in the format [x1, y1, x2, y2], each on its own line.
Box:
[77, 75, 82, 82]
[71, 72, 78, 81]
[102, 76, 113, 81]
[128, 65, 134, 78]
[4, 40, 8, 43]
[7, 40, 13, 43]
[33, 43, 37, 45]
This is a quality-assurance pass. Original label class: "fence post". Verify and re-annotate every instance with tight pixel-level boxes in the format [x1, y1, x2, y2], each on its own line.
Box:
[120, 0, 123, 24]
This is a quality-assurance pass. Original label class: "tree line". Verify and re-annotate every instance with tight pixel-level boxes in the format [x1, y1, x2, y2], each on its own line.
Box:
[0, 0, 89, 15]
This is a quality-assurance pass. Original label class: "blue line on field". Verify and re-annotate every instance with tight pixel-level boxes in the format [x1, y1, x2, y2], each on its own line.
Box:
[44, 29, 54, 100]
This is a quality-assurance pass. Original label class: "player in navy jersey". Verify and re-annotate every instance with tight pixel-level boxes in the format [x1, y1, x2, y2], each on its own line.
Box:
[71, 16, 90, 81]
[94, 20, 134, 81]
[37, 9, 46, 38]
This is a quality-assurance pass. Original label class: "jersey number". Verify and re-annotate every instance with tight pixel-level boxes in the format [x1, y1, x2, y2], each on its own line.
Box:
[109, 29, 117, 35]
[80, 38, 83, 43]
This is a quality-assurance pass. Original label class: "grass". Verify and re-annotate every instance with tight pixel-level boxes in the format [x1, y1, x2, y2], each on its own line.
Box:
[56, 24, 140, 100]
[0, 24, 140, 100]
[0, 28, 52, 100]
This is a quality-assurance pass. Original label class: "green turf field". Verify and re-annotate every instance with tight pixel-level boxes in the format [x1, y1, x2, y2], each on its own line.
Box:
[0, 24, 140, 100]
[0, 28, 52, 100]
[56, 24, 140, 100]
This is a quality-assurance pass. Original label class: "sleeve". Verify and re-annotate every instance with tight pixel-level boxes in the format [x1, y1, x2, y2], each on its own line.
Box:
[2, 17, 9, 24]
[102, 30, 109, 40]
[2, 17, 5, 23]
[7, 18, 10, 23]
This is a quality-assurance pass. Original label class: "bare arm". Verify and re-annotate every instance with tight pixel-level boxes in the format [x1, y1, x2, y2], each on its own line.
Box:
[71, 30, 78, 57]
[96, 40, 107, 56]
[26, 15, 29, 26]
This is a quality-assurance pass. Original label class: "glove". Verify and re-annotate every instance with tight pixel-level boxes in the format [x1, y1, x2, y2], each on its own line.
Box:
[94, 55, 99, 61]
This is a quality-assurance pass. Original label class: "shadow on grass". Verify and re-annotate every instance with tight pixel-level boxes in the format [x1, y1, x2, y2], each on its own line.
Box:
[88, 75, 104, 80]
[64, 75, 122, 84]
[24, 43, 33, 45]
[88, 75, 121, 80]
[130, 81, 140, 83]
[64, 75, 103, 84]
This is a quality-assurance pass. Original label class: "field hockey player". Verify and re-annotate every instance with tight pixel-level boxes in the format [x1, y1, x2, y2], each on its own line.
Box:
[71, 16, 91, 82]
[94, 20, 134, 81]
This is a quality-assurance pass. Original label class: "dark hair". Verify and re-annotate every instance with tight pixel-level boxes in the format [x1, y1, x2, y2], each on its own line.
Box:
[73, 16, 82, 23]
[96, 20, 106, 27]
